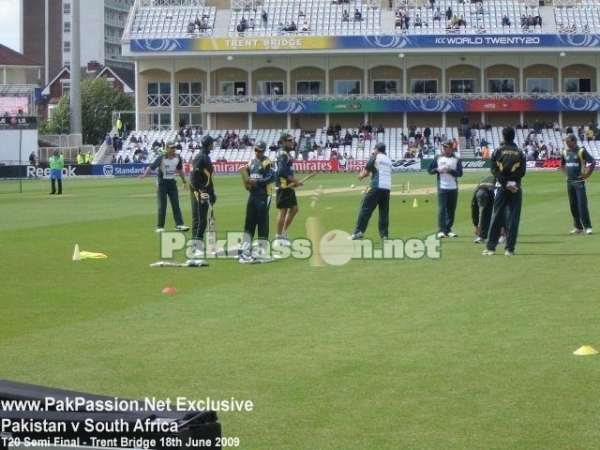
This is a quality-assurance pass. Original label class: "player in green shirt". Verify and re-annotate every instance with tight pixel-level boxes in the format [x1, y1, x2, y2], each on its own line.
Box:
[560, 133, 595, 235]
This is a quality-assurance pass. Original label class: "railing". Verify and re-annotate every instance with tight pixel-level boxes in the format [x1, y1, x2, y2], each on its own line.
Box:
[202, 92, 600, 104]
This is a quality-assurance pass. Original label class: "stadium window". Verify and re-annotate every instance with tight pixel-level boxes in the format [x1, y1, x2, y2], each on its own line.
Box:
[410, 79, 438, 94]
[179, 113, 201, 128]
[450, 79, 476, 94]
[64, 22, 70, 33]
[219, 81, 246, 96]
[296, 81, 322, 95]
[488, 78, 515, 93]
[147, 82, 171, 107]
[564, 78, 591, 93]
[63, 41, 71, 53]
[334, 80, 361, 95]
[178, 82, 202, 107]
[63, 3, 70, 15]
[373, 80, 398, 94]
[257, 81, 284, 95]
[526, 78, 552, 94]
[150, 113, 171, 131]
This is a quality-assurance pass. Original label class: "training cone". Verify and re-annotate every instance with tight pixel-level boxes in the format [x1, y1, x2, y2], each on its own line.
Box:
[161, 286, 178, 294]
[573, 345, 599, 356]
[413, 198, 418, 208]
[72, 244, 81, 261]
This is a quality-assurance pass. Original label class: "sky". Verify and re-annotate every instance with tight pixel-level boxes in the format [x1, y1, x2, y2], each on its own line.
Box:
[0, 0, 21, 52]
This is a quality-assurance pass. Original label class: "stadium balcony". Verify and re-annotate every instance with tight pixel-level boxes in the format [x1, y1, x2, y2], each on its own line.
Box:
[129, 5, 217, 39]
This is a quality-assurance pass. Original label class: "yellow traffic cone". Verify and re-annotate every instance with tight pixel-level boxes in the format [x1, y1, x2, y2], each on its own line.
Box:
[413, 198, 418, 208]
[573, 345, 599, 356]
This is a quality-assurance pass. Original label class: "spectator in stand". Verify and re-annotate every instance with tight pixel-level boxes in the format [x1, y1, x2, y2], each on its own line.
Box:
[342, 10, 350, 21]
[354, 8, 362, 21]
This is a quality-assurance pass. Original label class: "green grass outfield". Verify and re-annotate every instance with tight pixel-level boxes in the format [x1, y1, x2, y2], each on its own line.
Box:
[1, 170, 599, 449]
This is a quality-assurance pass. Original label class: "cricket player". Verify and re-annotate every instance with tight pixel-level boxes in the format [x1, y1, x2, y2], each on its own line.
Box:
[561, 133, 595, 235]
[190, 135, 216, 254]
[349, 142, 392, 242]
[138, 141, 189, 233]
[238, 141, 274, 263]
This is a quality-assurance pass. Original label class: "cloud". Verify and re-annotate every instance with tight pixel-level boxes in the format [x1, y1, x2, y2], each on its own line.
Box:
[0, 0, 21, 52]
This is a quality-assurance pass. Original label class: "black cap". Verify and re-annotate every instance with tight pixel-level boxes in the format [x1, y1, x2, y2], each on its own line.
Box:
[201, 135, 214, 148]
[254, 141, 267, 151]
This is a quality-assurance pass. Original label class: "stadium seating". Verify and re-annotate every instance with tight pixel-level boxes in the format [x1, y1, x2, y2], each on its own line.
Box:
[124, 0, 600, 39]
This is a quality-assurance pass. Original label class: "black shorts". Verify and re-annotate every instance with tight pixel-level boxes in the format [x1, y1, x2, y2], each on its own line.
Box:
[276, 188, 297, 209]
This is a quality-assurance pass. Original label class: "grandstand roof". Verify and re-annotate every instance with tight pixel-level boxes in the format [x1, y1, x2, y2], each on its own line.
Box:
[0, 44, 43, 68]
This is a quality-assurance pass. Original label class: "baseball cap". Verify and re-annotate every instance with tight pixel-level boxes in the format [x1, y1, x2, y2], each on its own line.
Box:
[373, 142, 386, 153]
[166, 141, 176, 147]
[442, 140, 453, 148]
[280, 132, 293, 141]
[254, 141, 267, 151]
[564, 133, 577, 141]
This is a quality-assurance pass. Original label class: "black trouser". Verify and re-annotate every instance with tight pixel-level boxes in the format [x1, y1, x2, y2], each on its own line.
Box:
[487, 186, 523, 253]
[50, 179, 62, 194]
[353, 188, 390, 238]
[242, 195, 271, 253]
[567, 180, 592, 230]
[437, 188, 458, 234]
[191, 190, 210, 243]
[156, 180, 184, 228]
[472, 189, 494, 239]
[244, 195, 271, 241]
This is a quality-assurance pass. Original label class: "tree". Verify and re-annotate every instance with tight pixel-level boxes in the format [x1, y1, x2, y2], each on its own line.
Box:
[40, 77, 135, 145]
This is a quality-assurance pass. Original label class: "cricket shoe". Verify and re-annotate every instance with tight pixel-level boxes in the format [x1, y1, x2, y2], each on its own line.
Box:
[274, 238, 291, 247]
[482, 249, 495, 256]
[473, 237, 485, 244]
[504, 250, 515, 256]
[156, 227, 165, 233]
[175, 225, 190, 231]
[238, 253, 255, 264]
[437, 232, 447, 239]
[447, 232, 458, 238]
[498, 236, 507, 244]
[348, 231, 364, 240]
[569, 228, 583, 235]
[586, 228, 593, 235]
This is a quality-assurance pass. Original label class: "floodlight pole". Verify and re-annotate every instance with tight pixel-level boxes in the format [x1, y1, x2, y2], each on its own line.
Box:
[70, 0, 82, 144]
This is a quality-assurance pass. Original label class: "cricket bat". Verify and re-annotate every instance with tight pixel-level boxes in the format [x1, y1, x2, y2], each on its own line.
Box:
[295, 172, 317, 188]
[207, 201, 216, 254]
[239, 165, 251, 191]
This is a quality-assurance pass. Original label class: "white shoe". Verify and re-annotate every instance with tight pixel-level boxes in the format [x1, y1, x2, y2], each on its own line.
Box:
[498, 236, 507, 244]
[570, 228, 583, 234]
[175, 225, 190, 231]
[447, 232, 458, 238]
[504, 250, 515, 256]
[192, 248, 204, 258]
[348, 231, 364, 240]
[238, 253, 255, 264]
[156, 227, 165, 233]
[274, 238, 291, 247]
[473, 237, 485, 244]
[482, 249, 495, 256]
[437, 232, 447, 239]
[586, 228, 593, 235]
